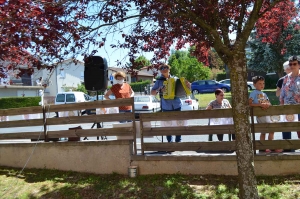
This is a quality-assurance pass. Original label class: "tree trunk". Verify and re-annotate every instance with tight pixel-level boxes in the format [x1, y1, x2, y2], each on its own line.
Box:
[228, 52, 259, 199]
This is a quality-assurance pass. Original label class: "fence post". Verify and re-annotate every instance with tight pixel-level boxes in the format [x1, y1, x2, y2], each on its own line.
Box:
[250, 107, 256, 154]
[131, 97, 137, 155]
[43, 105, 48, 142]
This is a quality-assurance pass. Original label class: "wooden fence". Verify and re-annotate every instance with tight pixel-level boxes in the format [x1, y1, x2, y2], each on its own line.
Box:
[139, 104, 300, 154]
[0, 98, 137, 154]
[0, 98, 300, 156]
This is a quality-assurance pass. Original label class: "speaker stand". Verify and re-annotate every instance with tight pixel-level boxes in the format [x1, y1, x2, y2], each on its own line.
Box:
[83, 90, 107, 141]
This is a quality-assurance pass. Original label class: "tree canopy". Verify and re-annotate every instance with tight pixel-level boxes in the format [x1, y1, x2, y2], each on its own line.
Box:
[248, 20, 300, 77]
[168, 49, 211, 82]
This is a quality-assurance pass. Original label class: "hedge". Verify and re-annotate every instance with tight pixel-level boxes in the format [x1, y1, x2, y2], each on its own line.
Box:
[0, 97, 40, 109]
[130, 80, 151, 92]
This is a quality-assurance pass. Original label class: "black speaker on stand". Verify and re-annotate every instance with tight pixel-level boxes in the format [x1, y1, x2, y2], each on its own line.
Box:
[84, 56, 108, 140]
[84, 56, 108, 91]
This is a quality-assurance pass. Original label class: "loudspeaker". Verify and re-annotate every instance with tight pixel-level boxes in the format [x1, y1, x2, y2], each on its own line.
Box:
[84, 56, 108, 91]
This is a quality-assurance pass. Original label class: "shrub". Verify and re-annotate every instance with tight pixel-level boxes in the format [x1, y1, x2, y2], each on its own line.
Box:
[216, 72, 227, 81]
[0, 97, 40, 109]
[130, 80, 151, 92]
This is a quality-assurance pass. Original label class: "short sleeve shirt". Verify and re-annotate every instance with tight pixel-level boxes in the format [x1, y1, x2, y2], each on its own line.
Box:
[151, 75, 181, 110]
[207, 99, 231, 109]
[249, 90, 269, 104]
[280, 73, 300, 105]
[110, 83, 132, 110]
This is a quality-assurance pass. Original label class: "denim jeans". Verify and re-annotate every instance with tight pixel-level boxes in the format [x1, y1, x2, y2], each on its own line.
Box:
[162, 107, 181, 143]
[119, 110, 132, 123]
[282, 114, 300, 139]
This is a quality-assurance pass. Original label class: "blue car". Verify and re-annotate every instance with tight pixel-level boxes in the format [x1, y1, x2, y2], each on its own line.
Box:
[191, 80, 231, 94]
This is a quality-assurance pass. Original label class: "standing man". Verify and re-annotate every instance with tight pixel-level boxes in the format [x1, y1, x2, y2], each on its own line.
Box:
[280, 55, 300, 144]
[151, 64, 191, 143]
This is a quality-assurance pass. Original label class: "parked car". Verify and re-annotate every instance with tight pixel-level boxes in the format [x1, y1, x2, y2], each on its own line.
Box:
[54, 91, 91, 117]
[219, 79, 255, 90]
[180, 95, 199, 111]
[191, 80, 231, 94]
[55, 91, 91, 105]
[134, 95, 161, 119]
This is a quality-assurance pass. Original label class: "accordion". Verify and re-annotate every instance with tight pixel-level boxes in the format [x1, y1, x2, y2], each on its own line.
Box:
[163, 77, 191, 99]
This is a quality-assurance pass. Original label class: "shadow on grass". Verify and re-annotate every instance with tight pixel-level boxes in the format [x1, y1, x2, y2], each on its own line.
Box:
[0, 166, 300, 199]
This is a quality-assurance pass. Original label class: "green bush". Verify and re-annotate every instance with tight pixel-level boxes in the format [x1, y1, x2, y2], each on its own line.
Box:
[130, 80, 151, 92]
[0, 97, 40, 109]
[216, 72, 227, 81]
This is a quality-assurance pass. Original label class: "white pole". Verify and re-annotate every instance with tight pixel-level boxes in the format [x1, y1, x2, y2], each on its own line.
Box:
[39, 89, 44, 106]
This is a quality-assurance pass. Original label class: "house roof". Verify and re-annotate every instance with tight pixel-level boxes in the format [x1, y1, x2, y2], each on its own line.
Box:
[136, 70, 153, 77]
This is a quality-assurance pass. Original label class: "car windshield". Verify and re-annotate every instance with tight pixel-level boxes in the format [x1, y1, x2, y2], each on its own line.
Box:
[134, 96, 150, 102]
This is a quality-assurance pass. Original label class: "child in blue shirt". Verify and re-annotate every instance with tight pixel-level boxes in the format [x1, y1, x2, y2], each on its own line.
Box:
[249, 76, 282, 153]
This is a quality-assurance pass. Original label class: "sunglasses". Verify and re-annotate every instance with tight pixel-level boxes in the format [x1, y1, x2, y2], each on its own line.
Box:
[160, 66, 169, 70]
[289, 62, 298, 66]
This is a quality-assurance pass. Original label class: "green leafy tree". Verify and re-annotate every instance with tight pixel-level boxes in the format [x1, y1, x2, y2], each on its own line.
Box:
[168, 49, 211, 82]
[248, 13, 300, 77]
[75, 83, 87, 94]
[134, 56, 151, 70]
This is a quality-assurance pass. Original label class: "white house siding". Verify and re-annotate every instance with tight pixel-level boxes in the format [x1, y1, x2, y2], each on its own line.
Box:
[32, 60, 85, 98]
[0, 86, 43, 98]
[55, 60, 84, 96]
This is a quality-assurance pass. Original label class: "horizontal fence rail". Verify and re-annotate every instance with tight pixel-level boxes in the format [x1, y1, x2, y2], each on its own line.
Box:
[139, 105, 300, 155]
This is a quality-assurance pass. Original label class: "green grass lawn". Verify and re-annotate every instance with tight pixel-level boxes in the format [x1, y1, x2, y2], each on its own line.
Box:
[195, 89, 279, 108]
[0, 167, 299, 199]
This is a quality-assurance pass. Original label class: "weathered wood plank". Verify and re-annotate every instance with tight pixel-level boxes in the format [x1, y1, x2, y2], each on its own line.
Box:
[0, 127, 133, 139]
[0, 132, 45, 139]
[44, 98, 134, 113]
[48, 127, 133, 138]
[255, 140, 300, 150]
[253, 105, 300, 117]
[143, 140, 300, 152]
[46, 113, 134, 125]
[0, 106, 43, 116]
[255, 122, 300, 132]
[142, 125, 235, 136]
[142, 122, 300, 136]
[140, 109, 233, 121]
[0, 119, 44, 128]
[143, 142, 236, 151]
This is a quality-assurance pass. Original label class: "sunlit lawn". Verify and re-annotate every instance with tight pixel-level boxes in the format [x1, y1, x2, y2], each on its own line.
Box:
[0, 167, 300, 199]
